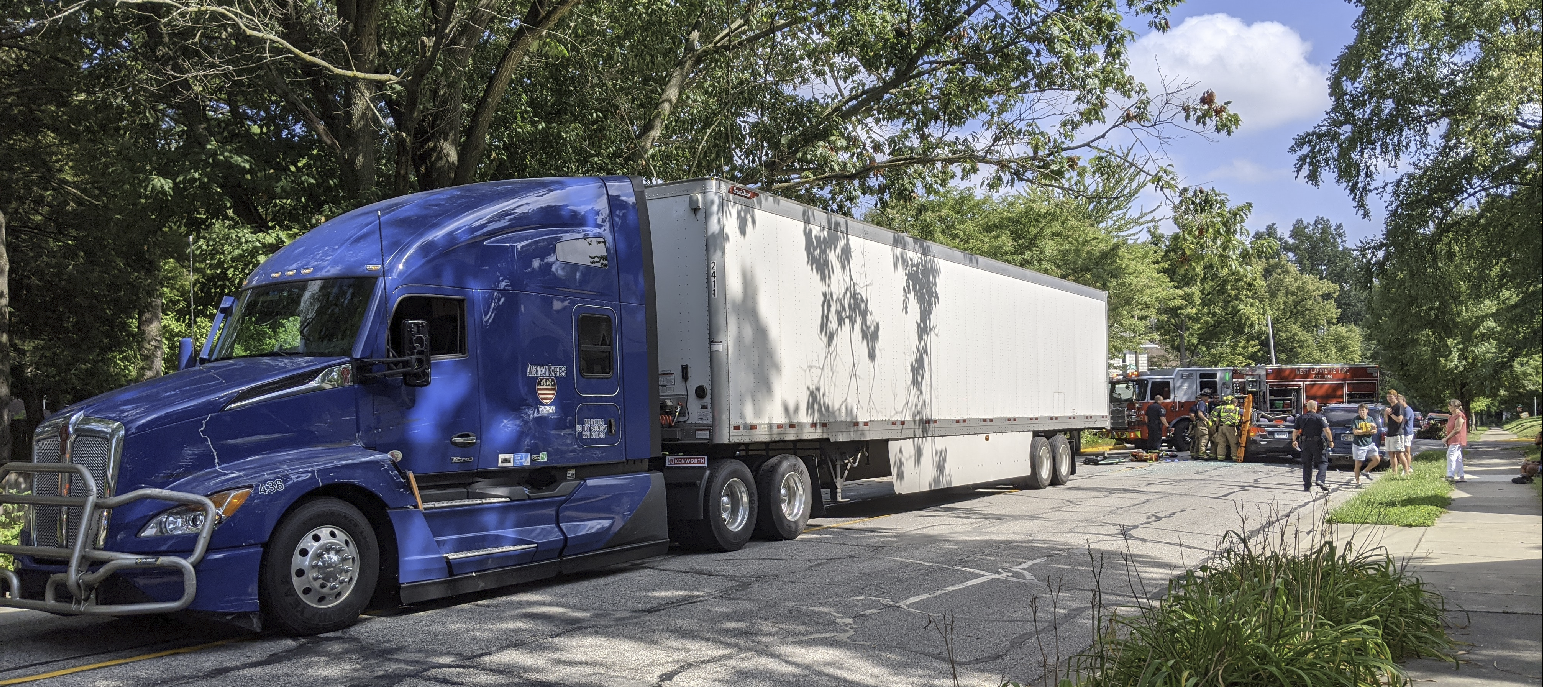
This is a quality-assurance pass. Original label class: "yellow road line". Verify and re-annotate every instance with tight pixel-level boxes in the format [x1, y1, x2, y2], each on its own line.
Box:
[0, 638, 244, 686]
[804, 514, 894, 532]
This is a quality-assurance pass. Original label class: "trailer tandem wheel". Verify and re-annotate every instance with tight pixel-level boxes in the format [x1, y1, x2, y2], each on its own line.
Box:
[673, 459, 758, 552]
[753, 455, 812, 540]
[1013, 436, 1054, 490]
[1050, 434, 1073, 486]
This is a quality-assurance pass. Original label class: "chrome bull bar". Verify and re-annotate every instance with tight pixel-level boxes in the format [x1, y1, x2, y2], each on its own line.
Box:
[0, 461, 216, 615]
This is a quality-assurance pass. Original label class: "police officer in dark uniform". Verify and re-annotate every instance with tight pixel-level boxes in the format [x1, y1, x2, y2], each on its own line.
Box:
[1293, 400, 1335, 492]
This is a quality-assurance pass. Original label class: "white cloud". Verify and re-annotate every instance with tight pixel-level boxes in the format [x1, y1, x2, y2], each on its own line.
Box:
[1202, 158, 1291, 184]
[1130, 14, 1329, 130]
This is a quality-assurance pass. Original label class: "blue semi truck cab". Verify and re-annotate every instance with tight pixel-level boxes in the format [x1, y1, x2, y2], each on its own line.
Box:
[0, 177, 688, 633]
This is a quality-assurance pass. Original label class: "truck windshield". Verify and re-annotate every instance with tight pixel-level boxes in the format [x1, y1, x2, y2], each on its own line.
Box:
[1109, 380, 1145, 403]
[211, 278, 377, 360]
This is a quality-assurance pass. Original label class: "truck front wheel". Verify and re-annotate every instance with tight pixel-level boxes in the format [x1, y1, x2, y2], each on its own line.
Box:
[673, 459, 757, 552]
[754, 455, 812, 540]
[260, 498, 380, 636]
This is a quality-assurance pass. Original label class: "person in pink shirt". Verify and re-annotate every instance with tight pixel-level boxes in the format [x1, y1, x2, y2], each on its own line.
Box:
[1444, 399, 1468, 482]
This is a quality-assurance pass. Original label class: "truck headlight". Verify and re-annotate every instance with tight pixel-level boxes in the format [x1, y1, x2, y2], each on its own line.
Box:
[138, 488, 252, 537]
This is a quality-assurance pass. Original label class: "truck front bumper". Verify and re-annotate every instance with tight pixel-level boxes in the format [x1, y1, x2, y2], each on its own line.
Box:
[0, 461, 217, 615]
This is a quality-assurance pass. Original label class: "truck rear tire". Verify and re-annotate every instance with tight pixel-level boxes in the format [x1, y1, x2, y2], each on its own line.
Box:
[754, 455, 812, 540]
[673, 459, 757, 552]
[1014, 436, 1053, 490]
[1050, 435, 1073, 486]
[260, 497, 379, 636]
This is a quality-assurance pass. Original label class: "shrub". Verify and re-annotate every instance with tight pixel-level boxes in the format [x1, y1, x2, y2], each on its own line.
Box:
[1066, 532, 1450, 687]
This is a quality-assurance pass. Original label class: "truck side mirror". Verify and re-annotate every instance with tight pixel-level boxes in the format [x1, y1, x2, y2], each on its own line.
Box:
[402, 319, 432, 387]
[177, 338, 196, 371]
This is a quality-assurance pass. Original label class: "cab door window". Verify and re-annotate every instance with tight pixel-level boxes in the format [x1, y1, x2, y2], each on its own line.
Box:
[390, 296, 466, 358]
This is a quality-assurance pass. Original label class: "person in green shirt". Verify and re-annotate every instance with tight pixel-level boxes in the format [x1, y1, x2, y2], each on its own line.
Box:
[1351, 403, 1382, 486]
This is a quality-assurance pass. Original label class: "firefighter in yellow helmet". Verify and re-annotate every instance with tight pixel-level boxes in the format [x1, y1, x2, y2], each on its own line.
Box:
[1213, 395, 1244, 461]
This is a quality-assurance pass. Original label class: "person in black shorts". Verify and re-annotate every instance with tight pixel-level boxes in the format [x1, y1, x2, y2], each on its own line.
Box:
[1293, 400, 1335, 492]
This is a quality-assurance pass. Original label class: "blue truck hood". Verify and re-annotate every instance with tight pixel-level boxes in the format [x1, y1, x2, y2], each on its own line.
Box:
[59, 357, 346, 434]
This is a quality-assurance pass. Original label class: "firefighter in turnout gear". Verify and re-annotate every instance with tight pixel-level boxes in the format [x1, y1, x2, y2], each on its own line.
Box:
[1190, 392, 1212, 459]
[1213, 395, 1244, 461]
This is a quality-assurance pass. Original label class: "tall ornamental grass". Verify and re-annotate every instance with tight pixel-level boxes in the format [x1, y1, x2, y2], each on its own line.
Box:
[1068, 531, 1451, 687]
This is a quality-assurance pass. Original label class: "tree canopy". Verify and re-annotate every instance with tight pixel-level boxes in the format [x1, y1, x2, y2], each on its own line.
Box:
[1293, 0, 1541, 412]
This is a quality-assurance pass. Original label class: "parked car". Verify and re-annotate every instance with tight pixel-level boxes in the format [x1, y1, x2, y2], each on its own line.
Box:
[1417, 412, 1450, 439]
[1247, 414, 1299, 461]
[1325, 403, 1389, 469]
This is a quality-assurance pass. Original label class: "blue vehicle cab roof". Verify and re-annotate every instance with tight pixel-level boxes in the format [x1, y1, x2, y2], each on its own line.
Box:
[245, 177, 621, 292]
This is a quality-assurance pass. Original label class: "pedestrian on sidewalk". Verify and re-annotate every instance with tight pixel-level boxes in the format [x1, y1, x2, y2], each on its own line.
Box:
[1444, 399, 1468, 482]
[1385, 391, 1415, 476]
[1294, 400, 1334, 492]
[1351, 403, 1382, 486]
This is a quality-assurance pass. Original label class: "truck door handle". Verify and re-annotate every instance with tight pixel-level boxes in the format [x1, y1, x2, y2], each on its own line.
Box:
[450, 433, 478, 448]
[606, 419, 616, 435]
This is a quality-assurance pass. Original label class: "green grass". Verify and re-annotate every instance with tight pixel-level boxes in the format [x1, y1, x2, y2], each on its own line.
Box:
[1328, 450, 1455, 527]
[0, 475, 23, 571]
[0, 505, 19, 571]
[1504, 416, 1541, 440]
[1081, 429, 1117, 452]
[1059, 535, 1451, 687]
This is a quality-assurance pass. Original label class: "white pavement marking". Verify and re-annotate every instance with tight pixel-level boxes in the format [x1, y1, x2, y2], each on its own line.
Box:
[887, 557, 1046, 608]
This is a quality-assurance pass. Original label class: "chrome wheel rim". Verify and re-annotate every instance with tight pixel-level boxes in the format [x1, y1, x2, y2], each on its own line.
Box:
[778, 471, 807, 522]
[290, 525, 358, 609]
[720, 478, 751, 532]
[1038, 446, 1053, 481]
[1057, 445, 1072, 475]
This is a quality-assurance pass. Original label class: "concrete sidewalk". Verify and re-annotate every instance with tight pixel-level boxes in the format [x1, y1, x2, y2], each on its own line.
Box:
[1336, 429, 1542, 685]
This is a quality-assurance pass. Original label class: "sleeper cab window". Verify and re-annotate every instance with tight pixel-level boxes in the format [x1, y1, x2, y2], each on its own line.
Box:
[577, 314, 614, 378]
[389, 296, 466, 358]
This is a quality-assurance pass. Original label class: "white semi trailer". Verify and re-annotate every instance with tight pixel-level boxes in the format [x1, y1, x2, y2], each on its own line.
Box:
[645, 178, 1109, 538]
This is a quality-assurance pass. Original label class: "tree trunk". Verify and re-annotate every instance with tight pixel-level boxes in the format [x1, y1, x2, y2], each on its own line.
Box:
[0, 211, 9, 464]
[629, 25, 704, 172]
[139, 294, 164, 380]
[451, 0, 583, 186]
[334, 0, 383, 201]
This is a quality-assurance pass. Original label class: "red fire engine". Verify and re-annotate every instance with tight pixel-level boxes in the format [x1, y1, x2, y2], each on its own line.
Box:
[1109, 364, 1380, 456]
[1108, 367, 1258, 450]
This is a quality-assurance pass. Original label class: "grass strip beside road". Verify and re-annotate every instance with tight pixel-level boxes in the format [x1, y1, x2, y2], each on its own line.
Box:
[1328, 450, 1453, 527]
[1504, 416, 1540, 440]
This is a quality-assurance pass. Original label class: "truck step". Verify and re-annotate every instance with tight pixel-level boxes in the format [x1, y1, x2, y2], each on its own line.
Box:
[443, 544, 537, 561]
[421, 497, 512, 510]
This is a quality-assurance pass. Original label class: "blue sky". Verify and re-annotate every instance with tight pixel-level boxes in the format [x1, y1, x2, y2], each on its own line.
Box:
[1124, 0, 1383, 243]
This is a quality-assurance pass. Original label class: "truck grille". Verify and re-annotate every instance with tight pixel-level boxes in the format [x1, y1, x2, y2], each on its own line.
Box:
[29, 416, 125, 549]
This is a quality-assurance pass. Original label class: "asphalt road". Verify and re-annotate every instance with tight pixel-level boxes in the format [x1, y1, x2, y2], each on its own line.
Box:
[0, 451, 1406, 687]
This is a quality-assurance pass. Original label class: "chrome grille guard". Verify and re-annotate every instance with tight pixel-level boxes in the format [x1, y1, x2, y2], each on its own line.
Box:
[0, 462, 216, 615]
